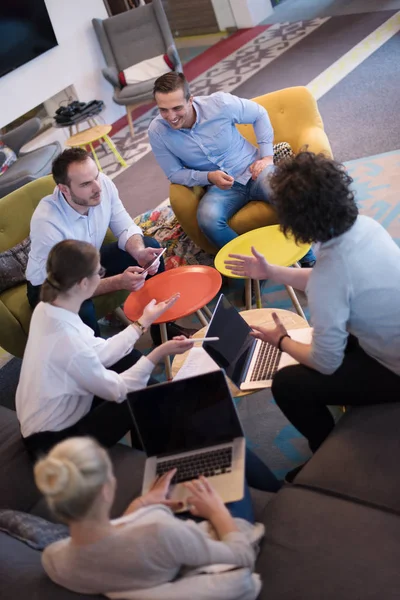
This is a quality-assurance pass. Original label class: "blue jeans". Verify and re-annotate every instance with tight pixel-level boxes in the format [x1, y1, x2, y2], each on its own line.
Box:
[197, 166, 315, 263]
[225, 447, 281, 523]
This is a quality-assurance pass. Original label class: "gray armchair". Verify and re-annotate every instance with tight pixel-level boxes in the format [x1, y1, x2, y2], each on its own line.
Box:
[93, 0, 183, 136]
[0, 118, 61, 199]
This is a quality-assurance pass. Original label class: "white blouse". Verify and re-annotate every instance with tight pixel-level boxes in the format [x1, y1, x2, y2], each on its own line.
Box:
[16, 302, 154, 437]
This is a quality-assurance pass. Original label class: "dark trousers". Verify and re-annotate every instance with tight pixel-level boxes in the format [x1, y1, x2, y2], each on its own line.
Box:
[271, 336, 400, 453]
[27, 237, 165, 336]
[22, 350, 158, 460]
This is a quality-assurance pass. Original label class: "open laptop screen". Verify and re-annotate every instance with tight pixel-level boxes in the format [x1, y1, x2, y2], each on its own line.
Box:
[128, 371, 243, 458]
[203, 295, 254, 386]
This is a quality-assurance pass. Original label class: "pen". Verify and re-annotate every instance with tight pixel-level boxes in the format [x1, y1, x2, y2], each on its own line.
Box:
[192, 337, 220, 343]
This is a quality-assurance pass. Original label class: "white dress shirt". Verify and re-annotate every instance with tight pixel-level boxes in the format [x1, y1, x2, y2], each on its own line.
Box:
[16, 302, 154, 437]
[26, 173, 143, 286]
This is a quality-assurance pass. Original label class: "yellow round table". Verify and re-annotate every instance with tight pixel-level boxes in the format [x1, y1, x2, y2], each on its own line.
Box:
[215, 225, 311, 320]
[172, 308, 309, 397]
[66, 125, 127, 172]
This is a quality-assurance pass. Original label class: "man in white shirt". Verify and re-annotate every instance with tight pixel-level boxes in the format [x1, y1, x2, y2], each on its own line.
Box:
[26, 148, 172, 338]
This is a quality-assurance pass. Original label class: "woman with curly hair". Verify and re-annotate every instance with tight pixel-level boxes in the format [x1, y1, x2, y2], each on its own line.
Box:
[225, 152, 400, 473]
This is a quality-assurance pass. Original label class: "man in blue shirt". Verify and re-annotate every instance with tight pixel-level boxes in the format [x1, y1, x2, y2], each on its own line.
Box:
[148, 72, 315, 265]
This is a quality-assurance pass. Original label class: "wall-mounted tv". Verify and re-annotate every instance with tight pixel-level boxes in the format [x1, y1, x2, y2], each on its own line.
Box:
[0, 0, 58, 78]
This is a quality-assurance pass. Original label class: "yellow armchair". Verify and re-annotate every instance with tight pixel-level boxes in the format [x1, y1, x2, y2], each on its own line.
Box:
[0, 176, 128, 358]
[170, 86, 333, 255]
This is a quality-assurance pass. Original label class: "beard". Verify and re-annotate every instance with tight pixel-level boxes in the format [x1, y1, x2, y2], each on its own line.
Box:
[69, 189, 101, 207]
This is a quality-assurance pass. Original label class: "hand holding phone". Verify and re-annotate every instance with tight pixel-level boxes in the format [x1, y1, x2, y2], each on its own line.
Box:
[142, 248, 166, 275]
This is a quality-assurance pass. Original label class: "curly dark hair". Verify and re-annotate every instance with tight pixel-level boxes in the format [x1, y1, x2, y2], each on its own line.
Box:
[269, 151, 358, 244]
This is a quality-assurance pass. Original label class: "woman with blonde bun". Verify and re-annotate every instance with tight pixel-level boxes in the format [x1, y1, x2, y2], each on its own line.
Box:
[16, 239, 194, 459]
[35, 437, 261, 599]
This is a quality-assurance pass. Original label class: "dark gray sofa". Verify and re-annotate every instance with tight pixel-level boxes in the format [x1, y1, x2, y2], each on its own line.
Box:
[2, 402, 400, 599]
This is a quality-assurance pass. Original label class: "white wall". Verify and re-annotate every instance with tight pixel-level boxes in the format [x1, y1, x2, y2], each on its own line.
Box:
[229, 0, 273, 28]
[0, 0, 124, 134]
[211, 0, 236, 30]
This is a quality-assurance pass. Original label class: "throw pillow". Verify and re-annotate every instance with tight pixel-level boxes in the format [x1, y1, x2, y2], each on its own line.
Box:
[0, 509, 68, 551]
[0, 140, 17, 175]
[273, 141, 294, 164]
[118, 54, 174, 87]
[0, 236, 31, 294]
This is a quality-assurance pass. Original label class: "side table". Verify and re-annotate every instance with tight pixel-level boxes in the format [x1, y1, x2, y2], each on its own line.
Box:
[215, 225, 311, 320]
[172, 307, 309, 397]
[123, 265, 222, 380]
[66, 125, 127, 171]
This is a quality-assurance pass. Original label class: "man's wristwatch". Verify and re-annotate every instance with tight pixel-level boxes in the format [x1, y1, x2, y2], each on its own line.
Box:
[277, 333, 291, 351]
[132, 320, 146, 335]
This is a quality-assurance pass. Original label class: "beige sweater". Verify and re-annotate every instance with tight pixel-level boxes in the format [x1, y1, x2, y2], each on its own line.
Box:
[42, 505, 257, 597]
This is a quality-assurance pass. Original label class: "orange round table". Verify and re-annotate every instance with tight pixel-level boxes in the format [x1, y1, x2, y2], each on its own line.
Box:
[123, 265, 222, 379]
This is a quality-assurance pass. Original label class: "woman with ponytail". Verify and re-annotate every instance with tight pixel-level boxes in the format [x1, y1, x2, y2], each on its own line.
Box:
[16, 239, 194, 459]
[35, 437, 262, 599]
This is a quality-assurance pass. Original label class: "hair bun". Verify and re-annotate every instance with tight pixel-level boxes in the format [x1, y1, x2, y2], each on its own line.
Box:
[35, 457, 76, 497]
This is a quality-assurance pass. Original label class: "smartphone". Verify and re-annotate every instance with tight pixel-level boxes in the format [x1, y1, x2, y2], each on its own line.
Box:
[141, 247, 166, 275]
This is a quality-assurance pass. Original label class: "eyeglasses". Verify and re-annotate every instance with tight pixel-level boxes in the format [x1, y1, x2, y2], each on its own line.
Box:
[98, 266, 106, 278]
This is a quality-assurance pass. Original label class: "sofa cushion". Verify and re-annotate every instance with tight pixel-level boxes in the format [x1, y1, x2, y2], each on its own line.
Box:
[0, 237, 30, 293]
[295, 403, 400, 514]
[257, 486, 400, 600]
[0, 284, 32, 334]
[15, 144, 59, 177]
[0, 532, 105, 600]
[0, 406, 43, 512]
[0, 510, 68, 550]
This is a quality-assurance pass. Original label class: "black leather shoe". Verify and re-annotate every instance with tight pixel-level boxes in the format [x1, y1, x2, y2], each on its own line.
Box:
[150, 323, 198, 346]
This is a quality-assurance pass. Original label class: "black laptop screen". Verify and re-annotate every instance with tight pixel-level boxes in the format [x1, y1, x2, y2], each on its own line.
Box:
[128, 371, 243, 457]
[203, 295, 254, 385]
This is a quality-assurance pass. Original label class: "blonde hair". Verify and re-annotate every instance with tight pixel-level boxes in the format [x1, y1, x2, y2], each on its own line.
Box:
[34, 437, 112, 523]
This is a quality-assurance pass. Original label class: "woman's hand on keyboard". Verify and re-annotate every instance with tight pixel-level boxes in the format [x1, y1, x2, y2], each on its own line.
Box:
[184, 476, 226, 520]
[129, 469, 183, 513]
[184, 477, 238, 537]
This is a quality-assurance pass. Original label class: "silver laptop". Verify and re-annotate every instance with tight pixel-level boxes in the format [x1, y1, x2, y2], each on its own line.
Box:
[203, 294, 311, 391]
[127, 370, 245, 508]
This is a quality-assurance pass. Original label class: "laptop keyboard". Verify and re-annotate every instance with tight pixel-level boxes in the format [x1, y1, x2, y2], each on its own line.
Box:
[250, 342, 281, 382]
[156, 447, 233, 484]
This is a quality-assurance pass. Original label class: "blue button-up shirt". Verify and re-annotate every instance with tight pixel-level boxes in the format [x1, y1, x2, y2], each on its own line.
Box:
[26, 173, 142, 285]
[149, 92, 274, 187]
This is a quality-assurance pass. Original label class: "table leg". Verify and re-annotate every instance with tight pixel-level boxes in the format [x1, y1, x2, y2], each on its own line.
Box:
[202, 305, 213, 320]
[88, 142, 102, 172]
[160, 322, 172, 380]
[89, 119, 107, 153]
[253, 279, 262, 309]
[196, 310, 208, 327]
[285, 285, 307, 321]
[103, 134, 127, 168]
[245, 279, 252, 310]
